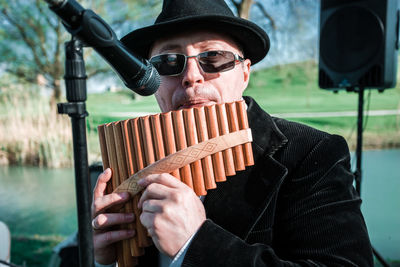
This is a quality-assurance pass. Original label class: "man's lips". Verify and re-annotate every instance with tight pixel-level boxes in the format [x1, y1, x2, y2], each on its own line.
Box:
[178, 99, 215, 109]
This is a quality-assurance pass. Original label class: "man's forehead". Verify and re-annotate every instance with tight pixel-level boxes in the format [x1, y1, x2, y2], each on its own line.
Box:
[150, 30, 241, 55]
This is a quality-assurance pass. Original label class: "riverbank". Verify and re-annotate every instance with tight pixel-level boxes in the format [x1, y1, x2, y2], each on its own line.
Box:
[0, 85, 73, 167]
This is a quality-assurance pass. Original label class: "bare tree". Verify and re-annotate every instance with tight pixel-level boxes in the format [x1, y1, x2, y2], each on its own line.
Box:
[227, 0, 318, 67]
[0, 0, 160, 104]
[229, 0, 276, 29]
[0, 0, 65, 104]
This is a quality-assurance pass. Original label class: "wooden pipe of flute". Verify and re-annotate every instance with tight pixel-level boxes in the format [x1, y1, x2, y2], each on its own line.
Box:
[122, 119, 152, 251]
[216, 103, 236, 176]
[160, 112, 181, 179]
[226, 102, 245, 171]
[113, 122, 143, 260]
[194, 106, 216, 190]
[204, 105, 226, 182]
[183, 108, 207, 196]
[172, 109, 194, 190]
[236, 100, 254, 166]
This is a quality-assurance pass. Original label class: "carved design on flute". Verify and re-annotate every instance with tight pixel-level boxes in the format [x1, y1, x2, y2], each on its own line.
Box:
[114, 128, 252, 196]
[161, 143, 217, 169]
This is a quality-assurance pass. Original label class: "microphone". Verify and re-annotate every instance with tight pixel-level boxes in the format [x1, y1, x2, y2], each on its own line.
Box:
[44, 0, 160, 96]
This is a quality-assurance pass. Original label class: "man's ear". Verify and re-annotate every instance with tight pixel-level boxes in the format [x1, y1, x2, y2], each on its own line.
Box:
[242, 59, 251, 90]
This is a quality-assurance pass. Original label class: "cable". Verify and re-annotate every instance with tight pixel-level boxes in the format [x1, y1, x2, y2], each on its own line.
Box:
[363, 89, 372, 131]
[348, 88, 371, 172]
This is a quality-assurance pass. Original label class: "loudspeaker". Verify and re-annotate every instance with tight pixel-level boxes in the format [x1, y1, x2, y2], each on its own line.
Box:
[319, 0, 400, 91]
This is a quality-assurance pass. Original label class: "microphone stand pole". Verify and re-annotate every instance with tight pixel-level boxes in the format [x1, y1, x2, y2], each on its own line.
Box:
[353, 86, 364, 195]
[58, 37, 94, 267]
[352, 86, 389, 267]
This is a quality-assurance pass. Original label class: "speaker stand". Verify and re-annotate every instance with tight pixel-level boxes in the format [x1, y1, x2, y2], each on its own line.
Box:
[352, 87, 389, 267]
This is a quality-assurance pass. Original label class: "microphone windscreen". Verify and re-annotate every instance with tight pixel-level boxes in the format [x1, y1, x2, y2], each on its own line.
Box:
[129, 61, 160, 96]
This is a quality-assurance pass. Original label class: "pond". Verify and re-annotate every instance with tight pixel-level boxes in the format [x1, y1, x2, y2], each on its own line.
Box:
[0, 149, 399, 260]
[0, 167, 77, 236]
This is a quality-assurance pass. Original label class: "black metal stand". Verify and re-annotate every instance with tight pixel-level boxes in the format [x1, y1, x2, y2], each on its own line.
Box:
[353, 87, 389, 267]
[354, 87, 364, 196]
[58, 37, 94, 267]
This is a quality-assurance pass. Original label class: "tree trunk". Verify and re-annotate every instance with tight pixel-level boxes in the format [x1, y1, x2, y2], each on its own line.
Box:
[239, 0, 253, 19]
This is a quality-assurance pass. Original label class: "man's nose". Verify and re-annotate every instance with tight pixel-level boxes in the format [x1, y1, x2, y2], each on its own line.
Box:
[181, 57, 204, 88]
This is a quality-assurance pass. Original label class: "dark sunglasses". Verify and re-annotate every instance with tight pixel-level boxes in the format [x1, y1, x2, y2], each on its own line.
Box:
[149, 50, 244, 76]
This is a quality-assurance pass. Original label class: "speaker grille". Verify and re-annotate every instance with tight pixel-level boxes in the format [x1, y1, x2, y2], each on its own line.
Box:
[320, 6, 384, 73]
[319, 0, 398, 90]
[319, 69, 334, 88]
[358, 65, 383, 87]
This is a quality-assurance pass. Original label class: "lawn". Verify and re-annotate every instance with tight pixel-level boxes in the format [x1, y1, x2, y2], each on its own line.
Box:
[87, 62, 400, 116]
[85, 61, 400, 159]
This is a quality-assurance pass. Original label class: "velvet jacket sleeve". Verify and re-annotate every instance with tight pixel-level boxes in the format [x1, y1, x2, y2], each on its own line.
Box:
[181, 97, 373, 266]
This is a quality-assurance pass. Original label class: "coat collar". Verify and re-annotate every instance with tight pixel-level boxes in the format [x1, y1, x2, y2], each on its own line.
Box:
[245, 96, 288, 157]
[203, 96, 288, 239]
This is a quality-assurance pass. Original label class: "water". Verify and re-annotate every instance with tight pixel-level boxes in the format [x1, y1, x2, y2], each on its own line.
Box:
[0, 150, 399, 259]
[358, 149, 400, 260]
[0, 167, 77, 236]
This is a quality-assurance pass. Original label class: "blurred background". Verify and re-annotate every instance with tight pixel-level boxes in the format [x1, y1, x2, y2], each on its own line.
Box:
[0, 0, 399, 266]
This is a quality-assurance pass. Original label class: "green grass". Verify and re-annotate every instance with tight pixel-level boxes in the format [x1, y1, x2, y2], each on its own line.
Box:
[245, 61, 400, 113]
[86, 91, 160, 116]
[10, 235, 64, 267]
[85, 61, 400, 156]
[86, 61, 400, 117]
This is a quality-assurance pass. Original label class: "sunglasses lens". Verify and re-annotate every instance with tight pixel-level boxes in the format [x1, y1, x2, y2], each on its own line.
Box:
[150, 54, 185, 75]
[151, 51, 239, 76]
[198, 51, 236, 73]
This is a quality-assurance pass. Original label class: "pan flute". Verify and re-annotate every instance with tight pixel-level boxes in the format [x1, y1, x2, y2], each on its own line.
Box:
[97, 100, 254, 266]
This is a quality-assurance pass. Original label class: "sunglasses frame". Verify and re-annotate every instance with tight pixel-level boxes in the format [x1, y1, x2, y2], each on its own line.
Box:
[150, 50, 245, 76]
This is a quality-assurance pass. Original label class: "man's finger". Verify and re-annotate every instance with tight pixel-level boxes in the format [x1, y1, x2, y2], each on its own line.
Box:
[92, 212, 135, 231]
[137, 173, 184, 190]
[139, 211, 155, 233]
[93, 229, 135, 249]
[141, 199, 164, 213]
[93, 168, 112, 200]
[138, 183, 169, 209]
[92, 192, 130, 217]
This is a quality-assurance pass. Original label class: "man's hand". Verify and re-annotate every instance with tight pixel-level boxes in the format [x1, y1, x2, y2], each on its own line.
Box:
[137, 173, 206, 258]
[91, 168, 135, 265]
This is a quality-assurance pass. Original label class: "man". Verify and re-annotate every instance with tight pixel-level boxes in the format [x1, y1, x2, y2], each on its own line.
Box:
[91, 0, 373, 266]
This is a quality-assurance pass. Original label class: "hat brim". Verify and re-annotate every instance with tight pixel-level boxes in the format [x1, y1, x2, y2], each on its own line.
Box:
[121, 15, 270, 65]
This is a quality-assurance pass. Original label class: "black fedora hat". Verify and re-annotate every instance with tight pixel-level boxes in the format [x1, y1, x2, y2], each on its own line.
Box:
[121, 0, 270, 65]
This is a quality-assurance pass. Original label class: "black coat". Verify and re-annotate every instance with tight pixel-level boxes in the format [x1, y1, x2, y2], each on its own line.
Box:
[139, 96, 373, 266]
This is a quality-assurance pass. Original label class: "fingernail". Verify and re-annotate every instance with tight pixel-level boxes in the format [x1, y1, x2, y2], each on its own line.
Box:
[137, 179, 144, 186]
[104, 168, 110, 174]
